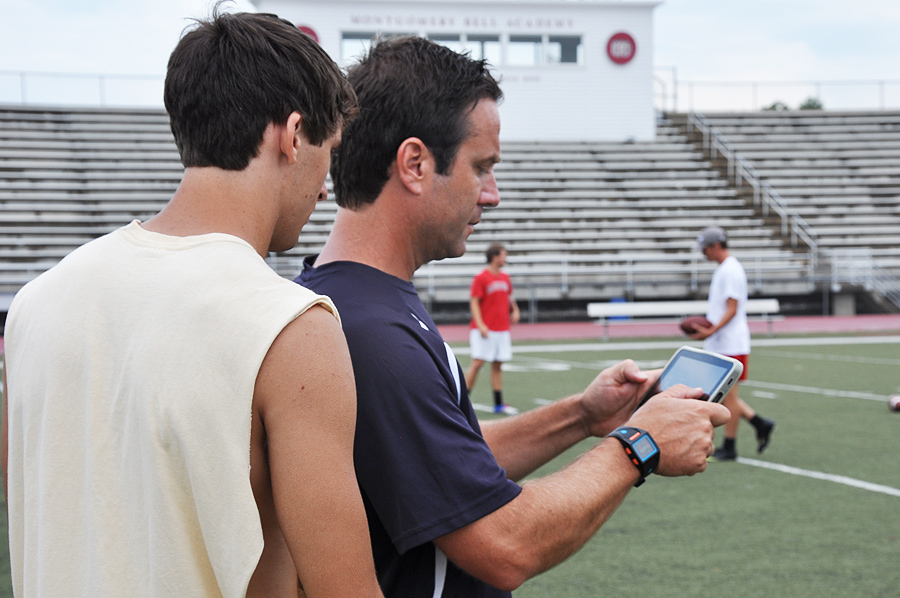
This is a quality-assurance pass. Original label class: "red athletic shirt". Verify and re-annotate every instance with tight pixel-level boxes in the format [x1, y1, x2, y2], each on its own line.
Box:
[469, 269, 513, 331]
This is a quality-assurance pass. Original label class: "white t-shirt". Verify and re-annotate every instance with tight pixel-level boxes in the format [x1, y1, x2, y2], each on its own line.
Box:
[704, 255, 750, 356]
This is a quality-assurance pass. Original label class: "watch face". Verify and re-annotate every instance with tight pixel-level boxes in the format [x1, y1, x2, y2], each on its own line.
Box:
[632, 435, 658, 460]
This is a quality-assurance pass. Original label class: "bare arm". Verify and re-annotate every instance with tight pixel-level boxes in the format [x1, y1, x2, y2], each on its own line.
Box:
[713, 297, 739, 332]
[437, 388, 731, 590]
[481, 360, 654, 480]
[481, 394, 593, 481]
[470, 296, 489, 337]
[509, 295, 520, 325]
[2, 359, 8, 506]
[253, 306, 382, 598]
[436, 438, 635, 591]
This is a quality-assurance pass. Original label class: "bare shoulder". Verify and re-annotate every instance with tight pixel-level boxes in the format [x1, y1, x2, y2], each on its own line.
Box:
[254, 303, 357, 435]
[277, 303, 347, 359]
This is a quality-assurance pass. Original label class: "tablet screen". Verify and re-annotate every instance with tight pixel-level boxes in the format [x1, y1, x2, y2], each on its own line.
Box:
[657, 351, 732, 400]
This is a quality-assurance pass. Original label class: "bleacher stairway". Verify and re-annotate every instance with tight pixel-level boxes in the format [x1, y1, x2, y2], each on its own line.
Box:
[682, 111, 900, 264]
[2, 104, 895, 318]
[672, 110, 900, 311]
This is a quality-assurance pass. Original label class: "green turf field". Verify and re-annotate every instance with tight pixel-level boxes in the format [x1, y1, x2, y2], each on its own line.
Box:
[0, 334, 897, 597]
[462, 335, 900, 598]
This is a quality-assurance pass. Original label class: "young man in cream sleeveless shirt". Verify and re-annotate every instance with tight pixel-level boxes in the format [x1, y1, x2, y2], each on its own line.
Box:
[2, 9, 383, 598]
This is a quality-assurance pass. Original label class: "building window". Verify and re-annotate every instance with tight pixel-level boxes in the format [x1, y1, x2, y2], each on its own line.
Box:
[428, 33, 464, 54]
[341, 32, 375, 62]
[547, 35, 582, 64]
[467, 34, 502, 65]
[507, 35, 543, 66]
[341, 32, 582, 67]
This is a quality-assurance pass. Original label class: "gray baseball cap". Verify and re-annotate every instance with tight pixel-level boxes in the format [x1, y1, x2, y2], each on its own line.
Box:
[697, 226, 727, 249]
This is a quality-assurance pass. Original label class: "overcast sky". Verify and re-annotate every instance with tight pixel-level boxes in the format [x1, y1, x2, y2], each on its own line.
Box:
[1, 0, 899, 111]
[654, 0, 900, 111]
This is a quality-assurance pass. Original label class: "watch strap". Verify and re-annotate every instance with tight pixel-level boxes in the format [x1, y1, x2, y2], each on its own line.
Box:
[607, 426, 660, 487]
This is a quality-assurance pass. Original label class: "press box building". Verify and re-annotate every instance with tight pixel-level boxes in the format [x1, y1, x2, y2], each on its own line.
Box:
[253, 0, 659, 142]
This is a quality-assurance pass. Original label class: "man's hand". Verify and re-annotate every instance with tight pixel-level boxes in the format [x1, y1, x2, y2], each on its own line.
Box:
[578, 360, 659, 437]
[628, 388, 731, 477]
[440, 384, 729, 590]
[689, 323, 714, 340]
[484, 360, 660, 480]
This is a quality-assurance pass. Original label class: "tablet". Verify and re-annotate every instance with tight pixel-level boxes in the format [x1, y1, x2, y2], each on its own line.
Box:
[637, 346, 743, 409]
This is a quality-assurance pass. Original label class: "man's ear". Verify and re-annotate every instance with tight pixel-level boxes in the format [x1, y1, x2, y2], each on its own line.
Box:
[280, 112, 304, 164]
[395, 137, 432, 195]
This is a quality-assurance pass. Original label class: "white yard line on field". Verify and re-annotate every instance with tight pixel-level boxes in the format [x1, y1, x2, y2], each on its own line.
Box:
[756, 349, 900, 366]
[453, 335, 900, 355]
[737, 458, 900, 498]
[741, 380, 889, 402]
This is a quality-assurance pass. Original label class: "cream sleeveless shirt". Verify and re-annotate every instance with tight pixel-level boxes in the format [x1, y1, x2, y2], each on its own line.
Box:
[5, 221, 337, 597]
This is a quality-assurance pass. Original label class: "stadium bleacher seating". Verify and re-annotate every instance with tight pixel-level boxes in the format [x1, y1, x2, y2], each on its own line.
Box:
[0, 106, 179, 308]
[2, 104, 897, 318]
[685, 111, 900, 272]
[403, 119, 811, 305]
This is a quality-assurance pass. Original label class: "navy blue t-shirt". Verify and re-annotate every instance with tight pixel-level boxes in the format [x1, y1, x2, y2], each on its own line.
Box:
[296, 258, 522, 598]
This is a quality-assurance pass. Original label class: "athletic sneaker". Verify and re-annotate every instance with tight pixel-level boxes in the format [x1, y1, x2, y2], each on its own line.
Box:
[711, 446, 737, 461]
[755, 417, 776, 453]
[493, 404, 519, 415]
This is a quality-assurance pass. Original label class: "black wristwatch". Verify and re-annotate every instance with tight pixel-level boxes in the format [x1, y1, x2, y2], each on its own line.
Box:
[607, 427, 660, 487]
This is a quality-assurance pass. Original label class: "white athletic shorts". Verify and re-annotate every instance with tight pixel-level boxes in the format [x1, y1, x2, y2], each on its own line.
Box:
[469, 329, 513, 362]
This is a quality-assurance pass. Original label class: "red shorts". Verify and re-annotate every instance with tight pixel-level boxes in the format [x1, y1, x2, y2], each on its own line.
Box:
[727, 354, 749, 381]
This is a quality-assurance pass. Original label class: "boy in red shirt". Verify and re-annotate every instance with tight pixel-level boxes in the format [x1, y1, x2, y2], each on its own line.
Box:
[465, 243, 521, 414]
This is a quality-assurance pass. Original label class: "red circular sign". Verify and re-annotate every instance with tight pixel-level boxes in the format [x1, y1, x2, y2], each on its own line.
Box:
[607, 32, 636, 65]
[297, 25, 319, 43]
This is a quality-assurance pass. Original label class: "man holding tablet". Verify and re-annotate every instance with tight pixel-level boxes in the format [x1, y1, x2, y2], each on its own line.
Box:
[297, 36, 732, 596]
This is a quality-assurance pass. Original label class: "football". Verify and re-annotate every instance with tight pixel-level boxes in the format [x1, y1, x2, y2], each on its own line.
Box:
[680, 315, 713, 335]
[889, 395, 900, 412]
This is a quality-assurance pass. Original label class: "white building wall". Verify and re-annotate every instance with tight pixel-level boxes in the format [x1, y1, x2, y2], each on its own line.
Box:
[254, 0, 659, 141]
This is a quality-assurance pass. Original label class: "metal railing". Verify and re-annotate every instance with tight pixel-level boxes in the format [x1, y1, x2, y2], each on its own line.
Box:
[412, 252, 818, 321]
[9, 69, 900, 113]
[826, 248, 900, 310]
[686, 113, 819, 260]
[868, 266, 900, 310]
[0, 70, 164, 107]
[652, 73, 900, 113]
[684, 115, 900, 311]
[268, 250, 818, 302]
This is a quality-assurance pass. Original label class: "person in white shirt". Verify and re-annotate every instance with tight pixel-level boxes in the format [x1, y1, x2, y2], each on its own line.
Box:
[690, 226, 776, 461]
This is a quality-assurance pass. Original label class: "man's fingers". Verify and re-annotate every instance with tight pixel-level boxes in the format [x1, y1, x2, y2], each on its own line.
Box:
[620, 360, 649, 384]
[707, 402, 732, 427]
[659, 383, 705, 401]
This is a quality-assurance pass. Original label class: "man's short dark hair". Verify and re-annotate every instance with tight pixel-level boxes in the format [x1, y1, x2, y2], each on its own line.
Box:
[486, 243, 506, 263]
[331, 35, 502, 209]
[164, 4, 357, 170]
